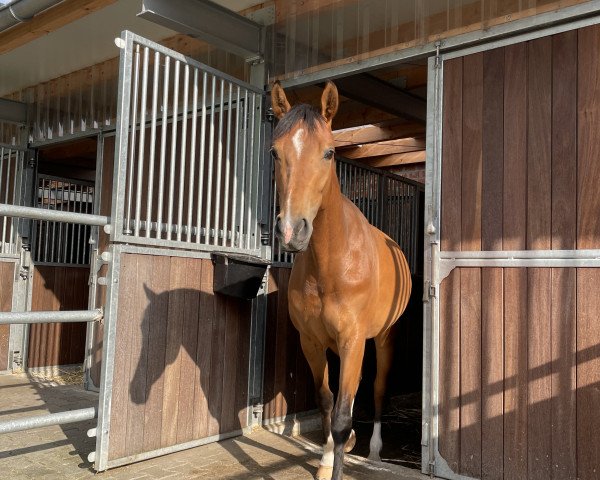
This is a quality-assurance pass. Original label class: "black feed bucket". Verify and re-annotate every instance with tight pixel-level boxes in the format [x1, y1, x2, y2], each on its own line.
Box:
[211, 253, 270, 300]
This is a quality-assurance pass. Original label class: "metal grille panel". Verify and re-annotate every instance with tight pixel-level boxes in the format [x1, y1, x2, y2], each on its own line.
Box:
[0, 146, 25, 256]
[32, 175, 94, 266]
[112, 32, 264, 256]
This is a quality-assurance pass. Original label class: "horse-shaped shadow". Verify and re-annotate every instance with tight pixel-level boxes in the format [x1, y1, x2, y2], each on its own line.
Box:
[128, 284, 319, 479]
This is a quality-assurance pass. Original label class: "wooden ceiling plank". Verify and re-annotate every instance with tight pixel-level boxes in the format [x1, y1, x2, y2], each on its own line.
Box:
[357, 150, 426, 167]
[334, 121, 425, 146]
[0, 0, 118, 55]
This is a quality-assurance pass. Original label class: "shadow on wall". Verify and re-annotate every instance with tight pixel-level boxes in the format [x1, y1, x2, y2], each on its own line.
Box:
[125, 281, 315, 479]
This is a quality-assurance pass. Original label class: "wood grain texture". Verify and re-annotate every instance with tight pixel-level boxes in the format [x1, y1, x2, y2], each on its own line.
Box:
[551, 30, 578, 480]
[459, 52, 483, 479]
[526, 36, 553, 480]
[502, 42, 528, 480]
[577, 24, 600, 480]
[0, 262, 14, 371]
[108, 255, 251, 462]
[481, 47, 504, 480]
[28, 266, 88, 368]
[439, 56, 462, 473]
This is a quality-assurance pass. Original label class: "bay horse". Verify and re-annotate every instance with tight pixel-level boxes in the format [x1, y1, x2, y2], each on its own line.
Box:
[270, 81, 412, 480]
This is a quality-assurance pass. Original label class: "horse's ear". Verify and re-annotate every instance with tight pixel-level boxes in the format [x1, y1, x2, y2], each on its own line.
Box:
[142, 283, 153, 300]
[320, 81, 338, 124]
[271, 81, 291, 119]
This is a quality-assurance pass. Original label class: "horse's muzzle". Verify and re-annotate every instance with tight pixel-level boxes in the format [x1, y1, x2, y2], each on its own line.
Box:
[275, 215, 312, 252]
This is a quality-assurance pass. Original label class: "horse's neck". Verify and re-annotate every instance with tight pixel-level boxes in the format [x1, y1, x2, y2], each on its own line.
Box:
[308, 171, 352, 271]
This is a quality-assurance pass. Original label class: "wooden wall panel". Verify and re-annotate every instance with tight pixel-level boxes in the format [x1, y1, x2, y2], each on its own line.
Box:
[263, 267, 316, 421]
[439, 56, 462, 473]
[108, 254, 252, 462]
[502, 41, 528, 480]
[551, 30, 578, 480]
[28, 266, 88, 368]
[577, 24, 600, 480]
[481, 47, 504, 480]
[526, 36, 553, 480]
[0, 261, 14, 371]
[439, 24, 600, 480]
[459, 52, 482, 479]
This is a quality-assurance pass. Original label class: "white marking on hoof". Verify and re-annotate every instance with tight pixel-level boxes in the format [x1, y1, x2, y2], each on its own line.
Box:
[320, 433, 334, 467]
[368, 421, 383, 462]
[316, 465, 333, 480]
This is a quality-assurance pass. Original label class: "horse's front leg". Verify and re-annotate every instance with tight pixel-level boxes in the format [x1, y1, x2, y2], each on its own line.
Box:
[299, 336, 335, 480]
[331, 338, 366, 480]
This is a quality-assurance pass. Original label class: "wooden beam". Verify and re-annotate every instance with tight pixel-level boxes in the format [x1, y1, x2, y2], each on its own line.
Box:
[0, 0, 118, 55]
[338, 138, 425, 159]
[358, 150, 426, 168]
[334, 121, 425, 147]
[334, 74, 427, 122]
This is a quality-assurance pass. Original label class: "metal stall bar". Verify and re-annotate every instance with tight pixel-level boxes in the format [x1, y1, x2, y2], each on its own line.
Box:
[0, 309, 103, 324]
[0, 204, 108, 226]
[0, 407, 98, 434]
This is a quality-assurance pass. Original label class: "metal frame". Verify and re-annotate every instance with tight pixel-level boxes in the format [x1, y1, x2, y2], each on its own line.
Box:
[138, 0, 263, 62]
[278, 1, 600, 89]
[0, 407, 97, 434]
[421, 11, 600, 480]
[111, 30, 264, 258]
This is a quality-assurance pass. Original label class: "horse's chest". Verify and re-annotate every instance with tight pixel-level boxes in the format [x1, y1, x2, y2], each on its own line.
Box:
[288, 276, 364, 337]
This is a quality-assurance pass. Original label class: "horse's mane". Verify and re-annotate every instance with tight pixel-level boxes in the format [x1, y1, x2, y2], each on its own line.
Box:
[273, 103, 325, 140]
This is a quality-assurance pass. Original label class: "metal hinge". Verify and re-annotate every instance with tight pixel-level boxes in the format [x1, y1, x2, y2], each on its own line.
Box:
[428, 282, 438, 299]
[434, 40, 442, 69]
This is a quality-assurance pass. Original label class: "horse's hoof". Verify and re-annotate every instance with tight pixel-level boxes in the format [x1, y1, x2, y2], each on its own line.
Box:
[316, 465, 333, 480]
[367, 452, 382, 462]
[344, 429, 356, 453]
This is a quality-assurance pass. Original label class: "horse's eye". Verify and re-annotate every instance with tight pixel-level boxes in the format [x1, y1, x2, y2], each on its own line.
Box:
[270, 148, 279, 161]
[324, 149, 334, 160]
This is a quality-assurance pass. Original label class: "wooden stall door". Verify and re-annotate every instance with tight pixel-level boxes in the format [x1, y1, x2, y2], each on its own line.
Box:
[28, 266, 89, 368]
[107, 253, 251, 464]
[437, 25, 600, 480]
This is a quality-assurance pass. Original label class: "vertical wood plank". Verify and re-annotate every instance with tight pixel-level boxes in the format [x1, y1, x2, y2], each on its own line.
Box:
[176, 258, 202, 444]
[551, 29, 577, 480]
[192, 259, 213, 439]
[0, 262, 13, 371]
[161, 256, 187, 447]
[273, 267, 290, 419]
[527, 35, 553, 480]
[577, 24, 600, 480]
[503, 41, 528, 480]
[126, 254, 153, 456]
[220, 296, 241, 434]
[141, 255, 171, 452]
[439, 56, 463, 474]
[207, 265, 227, 436]
[263, 268, 279, 420]
[481, 47, 504, 480]
[460, 51, 483, 479]
[235, 298, 251, 428]
[108, 253, 137, 460]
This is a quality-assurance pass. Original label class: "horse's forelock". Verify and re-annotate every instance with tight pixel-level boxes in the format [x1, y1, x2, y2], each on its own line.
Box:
[273, 104, 325, 141]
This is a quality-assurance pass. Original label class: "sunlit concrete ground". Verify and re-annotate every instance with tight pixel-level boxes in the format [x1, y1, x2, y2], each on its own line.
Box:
[0, 372, 429, 479]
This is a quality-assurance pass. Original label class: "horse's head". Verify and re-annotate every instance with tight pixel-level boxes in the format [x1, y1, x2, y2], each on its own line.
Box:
[270, 81, 339, 252]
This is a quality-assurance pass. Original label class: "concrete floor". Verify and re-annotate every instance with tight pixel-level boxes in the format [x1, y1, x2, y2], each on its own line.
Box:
[0, 373, 429, 480]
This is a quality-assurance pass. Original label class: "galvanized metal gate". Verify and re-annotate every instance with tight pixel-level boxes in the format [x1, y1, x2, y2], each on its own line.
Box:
[93, 31, 268, 470]
[422, 14, 600, 480]
[0, 141, 106, 436]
